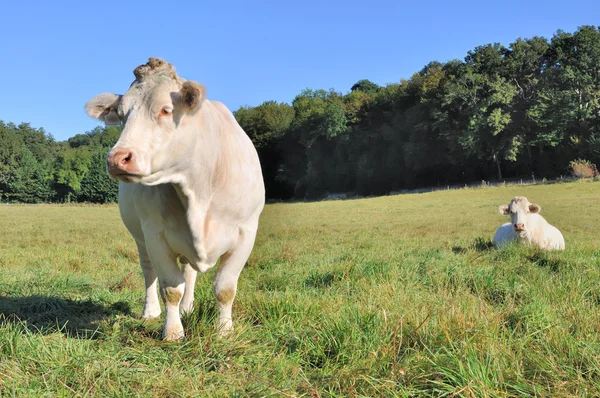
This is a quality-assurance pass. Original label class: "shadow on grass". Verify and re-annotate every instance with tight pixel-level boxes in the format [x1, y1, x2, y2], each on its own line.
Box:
[304, 271, 345, 289]
[527, 251, 562, 273]
[0, 294, 131, 338]
[452, 237, 495, 254]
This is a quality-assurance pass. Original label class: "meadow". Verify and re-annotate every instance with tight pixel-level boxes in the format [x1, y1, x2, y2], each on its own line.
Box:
[1, 180, 600, 396]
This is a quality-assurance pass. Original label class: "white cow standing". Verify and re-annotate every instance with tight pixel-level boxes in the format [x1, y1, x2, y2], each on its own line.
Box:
[493, 196, 565, 251]
[85, 58, 265, 341]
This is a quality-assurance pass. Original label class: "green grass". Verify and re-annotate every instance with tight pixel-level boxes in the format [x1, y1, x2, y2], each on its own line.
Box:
[2, 181, 600, 396]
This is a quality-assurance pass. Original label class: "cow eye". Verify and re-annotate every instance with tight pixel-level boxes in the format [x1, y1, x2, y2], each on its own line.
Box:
[159, 107, 173, 117]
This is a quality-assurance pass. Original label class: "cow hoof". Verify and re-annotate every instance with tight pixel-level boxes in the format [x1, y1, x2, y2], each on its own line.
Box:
[141, 309, 161, 319]
[218, 328, 234, 338]
[217, 320, 234, 337]
[180, 302, 194, 315]
[162, 329, 185, 342]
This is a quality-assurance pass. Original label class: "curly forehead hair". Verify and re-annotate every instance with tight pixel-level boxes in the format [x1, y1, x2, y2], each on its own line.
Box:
[510, 196, 529, 205]
[133, 58, 178, 81]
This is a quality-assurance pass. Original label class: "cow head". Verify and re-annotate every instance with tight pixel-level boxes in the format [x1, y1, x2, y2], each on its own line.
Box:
[498, 196, 541, 234]
[85, 58, 206, 184]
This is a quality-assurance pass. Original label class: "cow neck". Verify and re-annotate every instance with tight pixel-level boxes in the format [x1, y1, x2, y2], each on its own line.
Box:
[166, 104, 222, 264]
[170, 177, 211, 264]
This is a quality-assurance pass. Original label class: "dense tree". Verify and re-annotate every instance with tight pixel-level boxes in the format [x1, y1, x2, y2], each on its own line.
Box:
[1, 26, 600, 203]
[235, 101, 295, 198]
[351, 79, 380, 94]
[53, 147, 92, 202]
[79, 148, 118, 203]
[0, 122, 54, 202]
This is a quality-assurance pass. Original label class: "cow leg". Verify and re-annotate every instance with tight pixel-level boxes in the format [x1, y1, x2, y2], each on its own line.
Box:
[212, 227, 257, 336]
[136, 242, 161, 319]
[145, 237, 186, 341]
[180, 262, 197, 315]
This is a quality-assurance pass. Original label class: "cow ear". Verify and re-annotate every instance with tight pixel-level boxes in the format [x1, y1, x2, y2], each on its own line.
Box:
[180, 81, 206, 111]
[529, 204, 541, 213]
[85, 93, 122, 125]
[498, 205, 509, 215]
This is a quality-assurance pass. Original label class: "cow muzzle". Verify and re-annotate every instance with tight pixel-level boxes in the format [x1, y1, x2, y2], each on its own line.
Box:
[107, 148, 139, 178]
[514, 223, 525, 232]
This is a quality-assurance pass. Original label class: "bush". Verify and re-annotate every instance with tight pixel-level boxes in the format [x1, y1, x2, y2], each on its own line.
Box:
[569, 159, 598, 178]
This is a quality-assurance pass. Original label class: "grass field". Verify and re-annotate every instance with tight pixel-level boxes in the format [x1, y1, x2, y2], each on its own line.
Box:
[1, 180, 600, 396]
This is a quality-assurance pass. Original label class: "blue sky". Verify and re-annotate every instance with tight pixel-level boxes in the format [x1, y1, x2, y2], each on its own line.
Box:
[1, 0, 598, 141]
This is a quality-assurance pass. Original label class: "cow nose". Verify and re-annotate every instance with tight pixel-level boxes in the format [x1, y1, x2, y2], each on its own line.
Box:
[514, 223, 525, 231]
[107, 149, 135, 175]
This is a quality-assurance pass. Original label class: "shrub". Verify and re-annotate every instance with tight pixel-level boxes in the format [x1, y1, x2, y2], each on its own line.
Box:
[569, 159, 598, 178]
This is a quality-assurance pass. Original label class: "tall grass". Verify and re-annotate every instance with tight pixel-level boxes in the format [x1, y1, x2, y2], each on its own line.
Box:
[1, 181, 600, 396]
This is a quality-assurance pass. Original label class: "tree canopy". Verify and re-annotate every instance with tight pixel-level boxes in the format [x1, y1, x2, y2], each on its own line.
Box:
[2, 26, 600, 202]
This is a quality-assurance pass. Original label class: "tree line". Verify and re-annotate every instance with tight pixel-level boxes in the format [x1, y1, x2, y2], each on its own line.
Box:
[1, 26, 599, 203]
[0, 122, 120, 203]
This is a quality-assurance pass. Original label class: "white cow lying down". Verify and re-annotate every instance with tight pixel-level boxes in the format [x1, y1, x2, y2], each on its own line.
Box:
[493, 196, 565, 251]
[85, 58, 265, 340]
